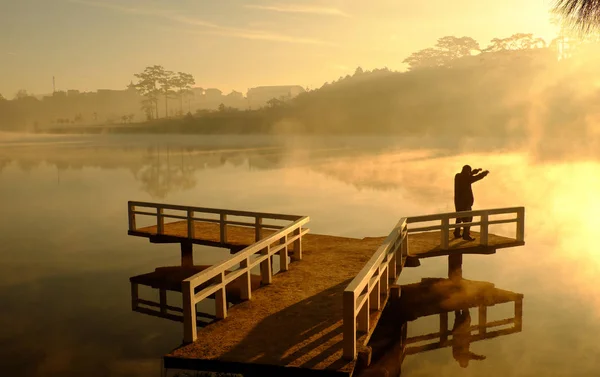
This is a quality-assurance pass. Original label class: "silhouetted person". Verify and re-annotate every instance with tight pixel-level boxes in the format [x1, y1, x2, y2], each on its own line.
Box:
[454, 165, 489, 241]
[452, 309, 486, 368]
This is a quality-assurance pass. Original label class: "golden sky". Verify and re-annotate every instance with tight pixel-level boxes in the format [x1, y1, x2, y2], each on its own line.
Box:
[1, 0, 559, 97]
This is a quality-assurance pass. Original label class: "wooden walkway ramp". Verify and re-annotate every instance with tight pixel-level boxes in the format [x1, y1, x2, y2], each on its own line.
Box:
[126, 202, 525, 377]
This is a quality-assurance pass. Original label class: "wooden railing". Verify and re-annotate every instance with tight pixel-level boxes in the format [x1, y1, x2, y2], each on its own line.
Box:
[182, 215, 309, 342]
[342, 218, 408, 360]
[127, 201, 309, 343]
[406, 207, 525, 249]
[128, 201, 303, 243]
[405, 296, 523, 354]
[342, 206, 525, 360]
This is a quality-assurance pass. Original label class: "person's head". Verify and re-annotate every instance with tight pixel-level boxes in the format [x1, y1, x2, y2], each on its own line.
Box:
[461, 165, 472, 175]
[460, 359, 469, 368]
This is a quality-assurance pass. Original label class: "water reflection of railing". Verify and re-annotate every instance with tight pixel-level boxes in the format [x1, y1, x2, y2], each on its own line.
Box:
[361, 278, 524, 376]
[405, 293, 523, 355]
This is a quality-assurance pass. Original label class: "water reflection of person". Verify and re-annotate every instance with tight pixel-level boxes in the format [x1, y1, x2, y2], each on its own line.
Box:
[452, 309, 486, 367]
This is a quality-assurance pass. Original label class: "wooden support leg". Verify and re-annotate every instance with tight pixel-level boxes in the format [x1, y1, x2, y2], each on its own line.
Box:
[478, 305, 487, 335]
[159, 288, 167, 314]
[440, 312, 448, 345]
[131, 282, 139, 310]
[448, 253, 463, 281]
[181, 241, 193, 267]
[515, 297, 523, 331]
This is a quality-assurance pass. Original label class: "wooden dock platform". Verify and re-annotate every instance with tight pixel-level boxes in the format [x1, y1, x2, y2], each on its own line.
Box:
[126, 202, 526, 377]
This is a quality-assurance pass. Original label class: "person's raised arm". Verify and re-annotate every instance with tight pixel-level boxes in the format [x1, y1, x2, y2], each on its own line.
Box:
[470, 170, 489, 183]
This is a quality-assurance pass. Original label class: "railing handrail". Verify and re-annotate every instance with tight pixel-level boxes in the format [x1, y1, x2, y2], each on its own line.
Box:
[344, 218, 406, 294]
[406, 206, 524, 223]
[128, 200, 303, 221]
[343, 217, 408, 360]
[184, 216, 310, 288]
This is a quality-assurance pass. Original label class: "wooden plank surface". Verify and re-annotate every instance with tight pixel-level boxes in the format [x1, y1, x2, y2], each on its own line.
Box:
[164, 231, 383, 376]
[129, 222, 523, 376]
[405, 231, 523, 258]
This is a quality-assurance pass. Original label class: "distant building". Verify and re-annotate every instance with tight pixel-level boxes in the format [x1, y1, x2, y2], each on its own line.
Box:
[246, 85, 305, 109]
[204, 88, 223, 99]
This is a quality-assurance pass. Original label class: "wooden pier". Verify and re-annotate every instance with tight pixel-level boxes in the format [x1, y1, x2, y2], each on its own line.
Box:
[127, 202, 525, 377]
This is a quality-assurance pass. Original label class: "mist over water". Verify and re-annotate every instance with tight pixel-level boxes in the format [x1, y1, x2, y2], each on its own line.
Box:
[1, 133, 600, 376]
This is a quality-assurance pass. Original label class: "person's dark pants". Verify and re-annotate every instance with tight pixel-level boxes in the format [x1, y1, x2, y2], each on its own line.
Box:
[454, 203, 473, 238]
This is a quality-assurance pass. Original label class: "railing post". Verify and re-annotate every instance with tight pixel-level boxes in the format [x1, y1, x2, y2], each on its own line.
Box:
[157, 207, 164, 234]
[380, 263, 389, 296]
[400, 226, 408, 262]
[260, 246, 272, 285]
[255, 216, 263, 242]
[279, 235, 289, 272]
[370, 273, 381, 311]
[215, 272, 227, 319]
[516, 207, 525, 242]
[182, 281, 197, 343]
[343, 290, 357, 360]
[357, 296, 370, 333]
[220, 213, 227, 243]
[480, 213, 489, 246]
[128, 203, 136, 231]
[292, 227, 302, 261]
[240, 258, 251, 300]
[389, 252, 397, 281]
[187, 210, 195, 239]
[441, 216, 449, 250]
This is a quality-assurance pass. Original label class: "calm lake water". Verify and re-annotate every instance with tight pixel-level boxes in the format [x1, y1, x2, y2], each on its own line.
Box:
[1, 133, 600, 376]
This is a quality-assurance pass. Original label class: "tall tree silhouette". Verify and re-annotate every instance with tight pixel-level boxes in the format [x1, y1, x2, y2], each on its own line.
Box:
[172, 72, 196, 115]
[158, 70, 175, 118]
[133, 65, 164, 119]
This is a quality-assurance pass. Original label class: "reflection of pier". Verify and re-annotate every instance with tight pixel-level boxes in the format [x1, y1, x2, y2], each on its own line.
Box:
[361, 278, 524, 376]
[403, 279, 523, 355]
[127, 201, 525, 377]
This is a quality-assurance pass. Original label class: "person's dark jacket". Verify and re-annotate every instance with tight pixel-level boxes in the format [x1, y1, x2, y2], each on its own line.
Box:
[454, 170, 488, 207]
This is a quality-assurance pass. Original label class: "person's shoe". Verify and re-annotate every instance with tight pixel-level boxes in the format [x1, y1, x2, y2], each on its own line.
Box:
[462, 235, 475, 241]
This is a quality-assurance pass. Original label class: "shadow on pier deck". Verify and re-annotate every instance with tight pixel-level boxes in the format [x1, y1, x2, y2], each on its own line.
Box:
[126, 202, 525, 377]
